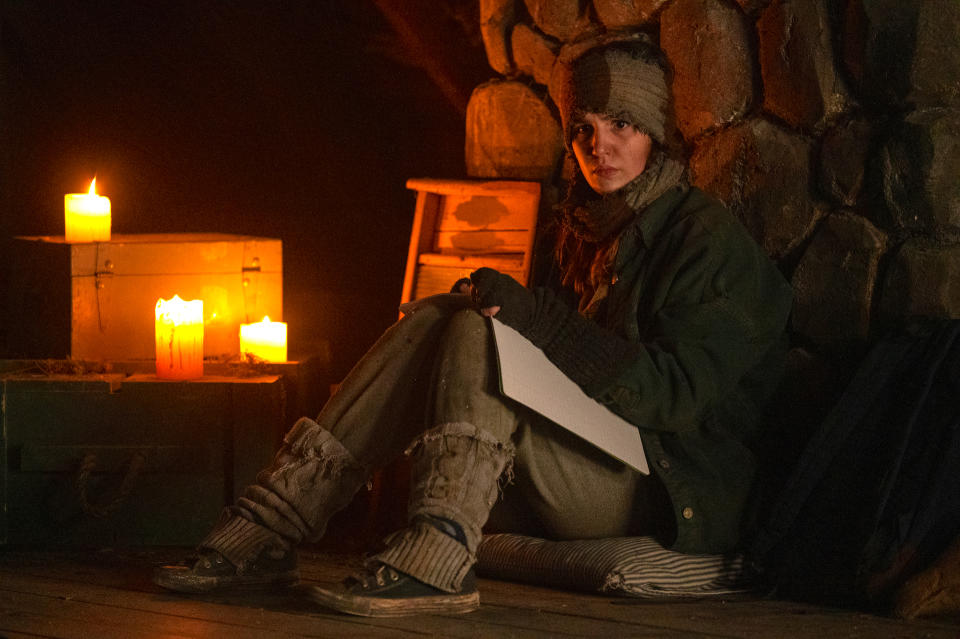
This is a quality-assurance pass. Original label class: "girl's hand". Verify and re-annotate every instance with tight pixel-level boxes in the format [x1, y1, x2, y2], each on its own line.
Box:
[469, 268, 534, 330]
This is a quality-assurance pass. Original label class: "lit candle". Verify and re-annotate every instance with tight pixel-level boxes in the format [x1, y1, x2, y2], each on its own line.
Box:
[65, 178, 111, 243]
[239, 316, 287, 362]
[155, 295, 204, 379]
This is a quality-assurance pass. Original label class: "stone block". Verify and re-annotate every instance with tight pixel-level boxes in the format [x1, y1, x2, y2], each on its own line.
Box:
[818, 119, 872, 208]
[661, 0, 753, 140]
[791, 213, 887, 344]
[465, 80, 564, 180]
[879, 108, 960, 241]
[838, 0, 866, 89]
[908, 2, 960, 108]
[511, 22, 559, 86]
[480, 0, 516, 75]
[732, 0, 771, 15]
[881, 240, 960, 320]
[851, 1, 960, 109]
[593, 0, 667, 29]
[689, 118, 820, 259]
[758, 0, 853, 131]
[851, 0, 917, 109]
[523, 0, 587, 41]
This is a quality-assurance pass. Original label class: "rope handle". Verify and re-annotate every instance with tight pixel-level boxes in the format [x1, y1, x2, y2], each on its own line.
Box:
[75, 451, 146, 518]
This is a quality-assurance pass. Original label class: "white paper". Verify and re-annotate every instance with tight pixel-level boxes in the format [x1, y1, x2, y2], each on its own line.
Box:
[490, 318, 649, 475]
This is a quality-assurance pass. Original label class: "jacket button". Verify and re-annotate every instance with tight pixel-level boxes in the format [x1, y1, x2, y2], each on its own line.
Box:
[658, 459, 670, 470]
[682, 507, 694, 520]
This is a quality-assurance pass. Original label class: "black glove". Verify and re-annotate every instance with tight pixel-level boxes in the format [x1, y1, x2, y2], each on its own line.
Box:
[470, 267, 639, 393]
[469, 267, 536, 332]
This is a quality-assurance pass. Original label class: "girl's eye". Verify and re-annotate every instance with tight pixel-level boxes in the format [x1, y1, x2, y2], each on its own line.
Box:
[573, 124, 593, 137]
[613, 120, 631, 130]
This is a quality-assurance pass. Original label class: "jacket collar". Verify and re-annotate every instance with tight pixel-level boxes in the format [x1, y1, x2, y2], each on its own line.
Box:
[614, 183, 691, 273]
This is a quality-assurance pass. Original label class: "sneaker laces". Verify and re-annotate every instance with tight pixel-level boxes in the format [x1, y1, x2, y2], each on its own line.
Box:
[200, 553, 227, 570]
[349, 561, 402, 590]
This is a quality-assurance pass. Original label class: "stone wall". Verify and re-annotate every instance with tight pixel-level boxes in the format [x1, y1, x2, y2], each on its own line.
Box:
[467, 0, 960, 389]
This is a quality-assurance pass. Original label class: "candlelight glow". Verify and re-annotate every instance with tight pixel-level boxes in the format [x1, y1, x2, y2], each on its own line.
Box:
[240, 316, 287, 362]
[155, 295, 204, 379]
[65, 178, 111, 243]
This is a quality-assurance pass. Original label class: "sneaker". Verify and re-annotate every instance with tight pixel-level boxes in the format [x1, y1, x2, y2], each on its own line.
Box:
[153, 547, 299, 593]
[308, 560, 479, 617]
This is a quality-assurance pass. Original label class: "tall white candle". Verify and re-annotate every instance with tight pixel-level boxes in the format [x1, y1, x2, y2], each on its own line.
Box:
[155, 295, 204, 380]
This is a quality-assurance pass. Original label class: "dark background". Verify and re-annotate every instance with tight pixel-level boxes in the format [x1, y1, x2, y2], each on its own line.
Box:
[1, 1, 490, 377]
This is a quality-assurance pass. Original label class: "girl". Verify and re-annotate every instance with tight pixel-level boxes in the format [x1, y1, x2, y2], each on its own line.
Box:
[155, 35, 792, 618]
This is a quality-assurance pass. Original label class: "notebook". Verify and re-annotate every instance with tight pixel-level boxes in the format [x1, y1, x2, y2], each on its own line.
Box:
[490, 318, 649, 475]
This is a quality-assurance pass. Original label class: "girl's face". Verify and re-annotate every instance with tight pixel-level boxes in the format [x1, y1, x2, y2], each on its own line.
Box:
[571, 113, 653, 194]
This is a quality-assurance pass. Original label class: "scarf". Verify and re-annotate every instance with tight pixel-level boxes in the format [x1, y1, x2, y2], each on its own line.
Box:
[557, 153, 687, 315]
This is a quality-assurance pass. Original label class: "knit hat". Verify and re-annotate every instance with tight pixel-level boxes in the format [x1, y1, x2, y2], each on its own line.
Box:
[550, 35, 670, 148]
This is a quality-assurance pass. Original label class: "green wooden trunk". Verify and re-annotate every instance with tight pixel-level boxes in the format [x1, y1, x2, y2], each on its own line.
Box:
[0, 367, 287, 546]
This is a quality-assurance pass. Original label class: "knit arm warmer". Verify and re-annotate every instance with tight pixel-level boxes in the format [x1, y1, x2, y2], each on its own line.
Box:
[469, 267, 637, 393]
[524, 287, 639, 393]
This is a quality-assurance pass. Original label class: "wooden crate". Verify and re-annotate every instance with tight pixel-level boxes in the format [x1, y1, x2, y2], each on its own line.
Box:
[4, 233, 282, 361]
[400, 178, 541, 303]
[0, 364, 287, 546]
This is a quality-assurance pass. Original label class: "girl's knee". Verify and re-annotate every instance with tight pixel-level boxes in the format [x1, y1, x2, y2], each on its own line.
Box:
[451, 307, 485, 325]
[444, 307, 488, 338]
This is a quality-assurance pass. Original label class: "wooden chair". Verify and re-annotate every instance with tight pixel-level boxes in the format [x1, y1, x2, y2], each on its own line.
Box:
[400, 178, 542, 302]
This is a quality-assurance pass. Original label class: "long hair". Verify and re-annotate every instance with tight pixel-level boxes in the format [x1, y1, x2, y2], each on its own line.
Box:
[554, 144, 676, 297]
[553, 162, 617, 298]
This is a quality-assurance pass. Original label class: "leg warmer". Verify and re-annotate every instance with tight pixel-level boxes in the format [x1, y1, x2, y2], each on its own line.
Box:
[376, 422, 514, 592]
[202, 417, 369, 566]
[241, 417, 370, 543]
[199, 508, 290, 573]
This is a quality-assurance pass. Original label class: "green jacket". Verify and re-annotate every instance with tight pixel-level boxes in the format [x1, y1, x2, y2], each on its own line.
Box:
[547, 184, 793, 554]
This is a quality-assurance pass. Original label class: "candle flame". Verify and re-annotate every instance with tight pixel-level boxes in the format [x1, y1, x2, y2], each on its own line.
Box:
[88, 178, 98, 195]
[262, 316, 272, 323]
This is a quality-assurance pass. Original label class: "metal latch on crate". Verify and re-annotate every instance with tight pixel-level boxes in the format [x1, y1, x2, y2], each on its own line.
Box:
[94, 245, 114, 333]
[241, 246, 262, 324]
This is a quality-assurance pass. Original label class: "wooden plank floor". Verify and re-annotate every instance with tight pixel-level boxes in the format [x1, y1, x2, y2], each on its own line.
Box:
[1, 547, 959, 638]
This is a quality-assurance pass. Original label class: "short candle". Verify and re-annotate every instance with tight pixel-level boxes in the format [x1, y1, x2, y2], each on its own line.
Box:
[240, 316, 287, 362]
[155, 295, 204, 380]
[65, 178, 111, 243]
